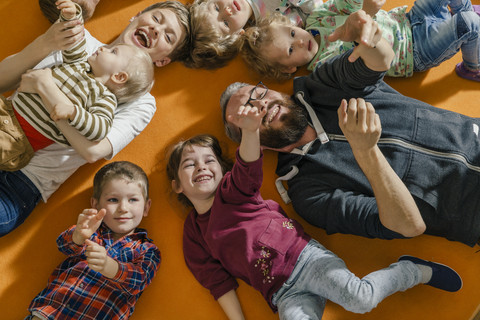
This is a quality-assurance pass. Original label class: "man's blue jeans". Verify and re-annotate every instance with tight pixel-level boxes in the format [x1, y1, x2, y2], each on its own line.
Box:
[0, 170, 41, 236]
[408, 0, 480, 71]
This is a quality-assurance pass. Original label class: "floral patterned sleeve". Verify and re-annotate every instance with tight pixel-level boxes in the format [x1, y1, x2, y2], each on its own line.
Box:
[308, 0, 362, 25]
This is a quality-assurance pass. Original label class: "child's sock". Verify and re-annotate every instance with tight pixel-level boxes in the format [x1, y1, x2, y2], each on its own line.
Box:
[416, 264, 433, 284]
[455, 62, 480, 82]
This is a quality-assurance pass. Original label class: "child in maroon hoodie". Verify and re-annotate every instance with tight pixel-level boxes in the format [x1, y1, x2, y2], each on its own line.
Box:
[166, 104, 462, 319]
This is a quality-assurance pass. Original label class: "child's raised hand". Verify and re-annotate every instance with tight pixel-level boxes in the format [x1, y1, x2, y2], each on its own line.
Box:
[362, 0, 385, 17]
[72, 208, 106, 245]
[57, 0, 77, 20]
[328, 10, 380, 45]
[85, 239, 119, 278]
[328, 10, 382, 62]
[227, 105, 267, 133]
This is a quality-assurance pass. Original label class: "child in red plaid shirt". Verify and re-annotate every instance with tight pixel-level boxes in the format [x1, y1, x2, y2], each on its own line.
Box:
[25, 161, 161, 320]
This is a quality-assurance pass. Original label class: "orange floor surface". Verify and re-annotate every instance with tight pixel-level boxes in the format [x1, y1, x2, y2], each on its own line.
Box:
[0, 0, 479, 319]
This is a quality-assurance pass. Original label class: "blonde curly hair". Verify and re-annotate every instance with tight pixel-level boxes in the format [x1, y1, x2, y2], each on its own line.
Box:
[184, 0, 244, 69]
[240, 13, 295, 81]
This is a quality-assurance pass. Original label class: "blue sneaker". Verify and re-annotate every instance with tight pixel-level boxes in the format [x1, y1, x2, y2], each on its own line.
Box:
[399, 255, 462, 292]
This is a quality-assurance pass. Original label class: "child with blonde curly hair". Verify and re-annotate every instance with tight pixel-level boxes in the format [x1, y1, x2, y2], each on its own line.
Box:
[186, 0, 323, 69]
[241, 0, 480, 82]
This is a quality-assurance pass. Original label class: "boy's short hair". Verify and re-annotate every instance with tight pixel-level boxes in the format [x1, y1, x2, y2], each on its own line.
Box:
[166, 134, 233, 207]
[109, 44, 155, 104]
[141, 1, 191, 63]
[240, 14, 294, 81]
[93, 161, 149, 201]
[184, 0, 242, 69]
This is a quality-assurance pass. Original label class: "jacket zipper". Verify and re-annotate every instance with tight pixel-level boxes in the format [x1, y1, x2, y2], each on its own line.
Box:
[328, 134, 480, 173]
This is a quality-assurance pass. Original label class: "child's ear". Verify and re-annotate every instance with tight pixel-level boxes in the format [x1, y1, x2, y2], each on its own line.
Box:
[111, 71, 129, 84]
[154, 57, 171, 67]
[143, 198, 152, 217]
[90, 197, 98, 209]
[281, 65, 298, 74]
[237, 29, 245, 35]
[171, 180, 183, 194]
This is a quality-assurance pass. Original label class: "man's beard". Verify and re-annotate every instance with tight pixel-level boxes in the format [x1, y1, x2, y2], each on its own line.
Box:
[260, 97, 309, 149]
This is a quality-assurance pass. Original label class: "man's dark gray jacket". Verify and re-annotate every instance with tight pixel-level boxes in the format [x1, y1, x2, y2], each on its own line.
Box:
[276, 51, 480, 246]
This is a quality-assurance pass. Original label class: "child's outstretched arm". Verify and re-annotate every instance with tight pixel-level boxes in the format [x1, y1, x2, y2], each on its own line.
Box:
[226, 104, 267, 163]
[328, 10, 394, 71]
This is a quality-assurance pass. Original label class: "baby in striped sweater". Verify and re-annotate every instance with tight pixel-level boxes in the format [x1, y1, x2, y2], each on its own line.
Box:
[0, 0, 154, 170]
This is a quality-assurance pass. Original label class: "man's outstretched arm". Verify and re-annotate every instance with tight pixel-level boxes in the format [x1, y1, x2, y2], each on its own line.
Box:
[338, 98, 426, 237]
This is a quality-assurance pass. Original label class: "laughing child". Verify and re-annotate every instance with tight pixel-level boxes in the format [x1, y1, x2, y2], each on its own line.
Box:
[240, 0, 480, 81]
[186, 0, 323, 69]
[25, 161, 161, 320]
[165, 104, 462, 318]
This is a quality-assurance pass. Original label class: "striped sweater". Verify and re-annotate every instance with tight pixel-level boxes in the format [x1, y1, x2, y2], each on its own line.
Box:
[13, 37, 116, 146]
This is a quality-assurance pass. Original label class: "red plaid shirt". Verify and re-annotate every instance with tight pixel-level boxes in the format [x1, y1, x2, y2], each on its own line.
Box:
[28, 224, 161, 319]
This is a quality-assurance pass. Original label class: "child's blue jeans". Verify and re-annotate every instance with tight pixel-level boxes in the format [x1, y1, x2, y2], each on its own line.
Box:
[271, 239, 421, 320]
[408, 0, 480, 71]
[0, 170, 41, 236]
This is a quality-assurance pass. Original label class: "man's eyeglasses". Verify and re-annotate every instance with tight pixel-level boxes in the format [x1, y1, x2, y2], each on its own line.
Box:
[244, 82, 268, 107]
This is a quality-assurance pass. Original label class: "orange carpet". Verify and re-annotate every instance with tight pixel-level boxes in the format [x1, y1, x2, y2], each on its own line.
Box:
[0, 0, 479, 319]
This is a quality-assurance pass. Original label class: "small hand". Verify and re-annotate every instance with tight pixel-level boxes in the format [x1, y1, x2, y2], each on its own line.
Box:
[337, 98, 381, 153]
[85, 239, 119, 278]
[362, 0, 385, 16]
[73, 208, 106, 245]
[328, 10, 382, 62]
[227, 105, 267, 133]
[85, 239, 108, 272]
[50, 103, 76, 122]
[57, 0, 77, 20]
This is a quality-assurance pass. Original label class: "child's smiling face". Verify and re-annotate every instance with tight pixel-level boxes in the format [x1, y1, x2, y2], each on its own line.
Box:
[92, 178, 150, 241]
[206, 0, 253, 35]
[174, 145, 224, 212]
[264, 23, 319, 73]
